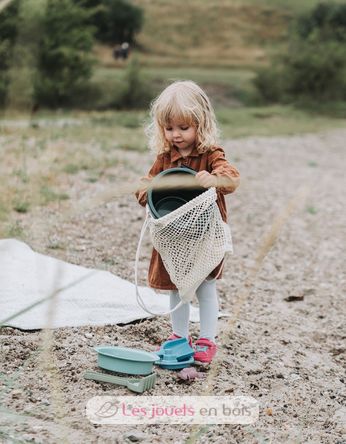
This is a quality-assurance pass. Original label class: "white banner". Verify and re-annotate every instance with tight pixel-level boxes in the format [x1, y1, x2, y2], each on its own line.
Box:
[86, 395, 259, 425]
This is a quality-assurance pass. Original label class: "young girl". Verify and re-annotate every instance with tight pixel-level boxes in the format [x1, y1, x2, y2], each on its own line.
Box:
[135, 80, 240, 364]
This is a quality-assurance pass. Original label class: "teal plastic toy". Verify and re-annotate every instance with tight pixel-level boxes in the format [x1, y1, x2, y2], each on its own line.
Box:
[155, 338, 195, 370]
[156, 337, 194, 362]
[95, 346, 160, 376]
[156, 351, 194, 370]
[84, 370, 156, 393]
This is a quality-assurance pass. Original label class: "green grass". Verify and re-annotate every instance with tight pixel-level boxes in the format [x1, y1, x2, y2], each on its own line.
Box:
[246, 0, 346, 13]
[0, 200, 9, 222]
[63, 164, 80, 175]
[141, 67, 255, 86]
[40, 186, 69, 204]
[217, 105, 346, 138]
[3, 105, 345, 148]
[2, 105, 346, 143]
[90, 65, 257, 109]
[5, 221, 24, 239]
[88, 109, 145, 128]
[306, 206, 318, 215]
[1, 103, 344, 238]
[1, 0, 345, 243]
[13, 200, 30, 213]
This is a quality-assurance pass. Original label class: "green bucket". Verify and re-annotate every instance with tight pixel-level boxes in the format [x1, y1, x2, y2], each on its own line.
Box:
[147, 167, 205, 218]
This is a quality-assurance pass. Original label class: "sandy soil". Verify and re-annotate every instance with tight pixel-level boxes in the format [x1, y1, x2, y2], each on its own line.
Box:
[1, 129, 345, 443]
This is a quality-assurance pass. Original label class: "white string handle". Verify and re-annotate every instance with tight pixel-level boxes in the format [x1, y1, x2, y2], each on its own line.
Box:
[134, 207, 186, 316]
[204, 258, 225, 283]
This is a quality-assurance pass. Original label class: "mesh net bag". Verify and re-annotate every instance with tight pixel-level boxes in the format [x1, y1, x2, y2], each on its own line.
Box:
[135, 187, 233, 315]
[135, 187, 233, 317]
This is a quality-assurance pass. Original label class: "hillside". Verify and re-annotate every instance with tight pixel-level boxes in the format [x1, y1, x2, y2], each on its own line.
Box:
[128, 0, 291, 68]
[128, 0, 345, 69]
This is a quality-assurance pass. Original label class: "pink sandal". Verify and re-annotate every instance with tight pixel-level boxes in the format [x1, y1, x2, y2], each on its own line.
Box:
[194, 338, 217, 363]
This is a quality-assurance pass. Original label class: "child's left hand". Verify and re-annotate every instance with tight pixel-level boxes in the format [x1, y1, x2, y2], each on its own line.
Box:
[195, 170, 217, 188]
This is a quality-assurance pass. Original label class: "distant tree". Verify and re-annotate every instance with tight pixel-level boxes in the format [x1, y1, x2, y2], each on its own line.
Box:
[0, 0, 20, 104]
[35, 0, 94, 106]
[0, 0, 95, 107]
[75, 0, 143, 45]
[34, 0, 95, 106]
[0, 0, 20, 42]
[254, 2, 346, 103]
[295, 2, 346, 42]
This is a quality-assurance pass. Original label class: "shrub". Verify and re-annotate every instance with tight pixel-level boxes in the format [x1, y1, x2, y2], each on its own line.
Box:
[76, 0, 144, 45]
[34, 0, 95, 107]
[295, 2, 346, 43]
[0, 0, 20, 105]
[282, 41, 346, 101]
[254, 2, 346, 104]
[254, 63, 288, 103]
[0, 0, 95, 108]
[115, 58, 154, 109]
[0, 41, 11, 105]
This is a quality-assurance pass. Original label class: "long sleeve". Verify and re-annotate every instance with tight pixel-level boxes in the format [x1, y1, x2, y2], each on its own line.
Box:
[208, 147, 240, 195]
[135, 155, 164, 207]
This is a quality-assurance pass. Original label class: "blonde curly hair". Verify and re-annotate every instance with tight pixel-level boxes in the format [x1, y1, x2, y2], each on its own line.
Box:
[145, 80, 220, 154]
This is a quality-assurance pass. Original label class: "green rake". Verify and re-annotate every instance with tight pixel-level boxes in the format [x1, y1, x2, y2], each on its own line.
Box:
[84, 370, 157, 393]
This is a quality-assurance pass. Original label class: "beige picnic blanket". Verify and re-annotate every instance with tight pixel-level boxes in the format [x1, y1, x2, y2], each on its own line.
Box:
[0, 239, 223, 330]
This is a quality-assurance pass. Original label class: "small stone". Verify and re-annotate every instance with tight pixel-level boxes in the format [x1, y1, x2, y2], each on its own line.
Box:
[32, 426, 44, 431]
[11, 389, 23, 399]
[289, 373, 301, 381]
[85, 333, 93, 339]
[123, 430, 147, 442]
[284, 294, 304, 302]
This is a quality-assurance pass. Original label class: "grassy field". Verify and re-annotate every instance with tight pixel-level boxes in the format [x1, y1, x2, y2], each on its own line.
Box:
[1, 102, 345, 238]
[91, 0, 346, 111]
[89, 63, 257, 109]
[1, 0, 346, 236]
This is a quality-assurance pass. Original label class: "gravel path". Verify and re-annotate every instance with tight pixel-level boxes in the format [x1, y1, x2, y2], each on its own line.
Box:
[1, 129, 345, 443]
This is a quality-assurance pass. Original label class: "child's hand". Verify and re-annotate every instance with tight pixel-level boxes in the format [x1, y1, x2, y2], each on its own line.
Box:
[195, 170, 218, 188]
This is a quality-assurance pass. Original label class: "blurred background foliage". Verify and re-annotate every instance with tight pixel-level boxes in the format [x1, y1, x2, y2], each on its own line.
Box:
[75, 0, 143, 45]
[255, 2, 346, 105]
[0, 0, 345, 113]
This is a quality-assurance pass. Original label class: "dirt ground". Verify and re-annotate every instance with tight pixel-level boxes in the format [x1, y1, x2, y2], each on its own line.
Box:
[1, 128, 345, 443]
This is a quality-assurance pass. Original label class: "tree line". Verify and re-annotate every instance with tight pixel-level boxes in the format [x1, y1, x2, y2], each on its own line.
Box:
[0, 0, 143, 108]
[255, 2, 346, 105]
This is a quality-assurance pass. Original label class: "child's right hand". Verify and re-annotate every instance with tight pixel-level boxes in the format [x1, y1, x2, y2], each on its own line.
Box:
[195, 170, 218, 188]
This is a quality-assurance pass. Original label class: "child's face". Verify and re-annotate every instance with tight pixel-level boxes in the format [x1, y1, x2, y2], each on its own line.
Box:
[163, 120, 197, 151]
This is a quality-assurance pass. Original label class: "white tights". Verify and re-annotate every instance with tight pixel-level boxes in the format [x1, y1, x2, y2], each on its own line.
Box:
[169, 280, 219, 342]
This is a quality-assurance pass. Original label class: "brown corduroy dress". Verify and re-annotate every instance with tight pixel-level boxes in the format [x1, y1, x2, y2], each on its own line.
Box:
[135, 145, 240, 290]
